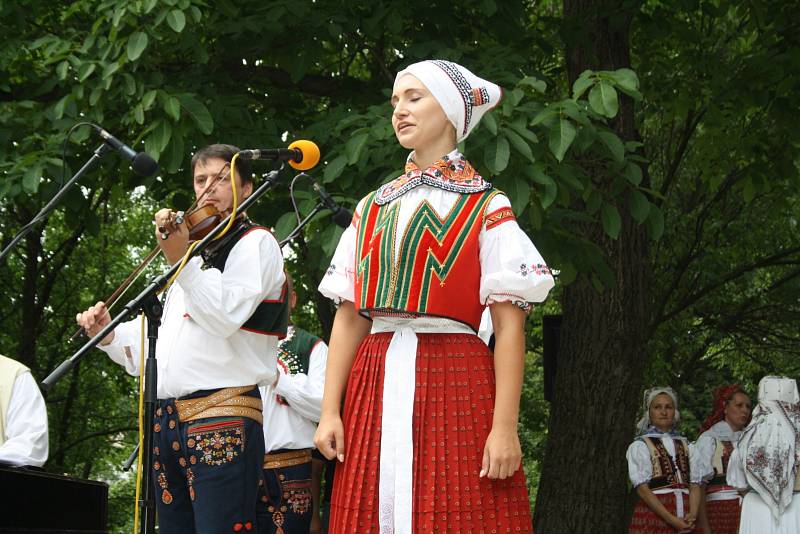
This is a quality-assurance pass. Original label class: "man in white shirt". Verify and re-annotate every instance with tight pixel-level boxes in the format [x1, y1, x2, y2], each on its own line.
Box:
[258, 275, 327, 534]
[76, 144, 286, 534]
[0, 354, 48, 467]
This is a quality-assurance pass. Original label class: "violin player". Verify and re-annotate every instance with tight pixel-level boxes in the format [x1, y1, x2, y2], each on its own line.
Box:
[76, 144, 287, 534]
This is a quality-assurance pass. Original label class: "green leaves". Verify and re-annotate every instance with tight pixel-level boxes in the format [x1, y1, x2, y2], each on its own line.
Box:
[323, 155, 348, 183]
[572, 70, 594, 100]
[548, 119, 576, 162]
[77, 63, 96, 82]
[588, 82, 619, 118]
[597, 130, 625, 162]
[611, 68, 641, 100]
[519, 76, 547, 94]
[166, 9, 186, 32]
[485, 136, 510, 174]
[627, 189, 650, 223]
[345, 132, 369, 165]
[127, 32, 148, 61]
[529, 167, 557, 209]
[22, 164, 43, 194]
[145, 119, 172, 158]
[163, 95, 181, 121]
[601, 203, 621, 239]
[573, 68, 641, 115]
[176, 94, 213, 134]
[503, 127, 534, 162]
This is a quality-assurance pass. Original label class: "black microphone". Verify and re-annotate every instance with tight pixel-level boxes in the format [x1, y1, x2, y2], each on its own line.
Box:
[311, 179, 352, 229]
[238, 148, 301, 162]
[93, 125, 159, 177]
[238, 140, 320, 171]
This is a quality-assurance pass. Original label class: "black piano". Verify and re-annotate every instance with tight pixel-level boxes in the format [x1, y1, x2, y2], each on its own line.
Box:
[0, 465, 108, 533]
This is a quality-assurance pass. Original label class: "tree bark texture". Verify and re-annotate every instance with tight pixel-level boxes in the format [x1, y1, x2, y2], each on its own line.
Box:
[534, 2, 650, 532]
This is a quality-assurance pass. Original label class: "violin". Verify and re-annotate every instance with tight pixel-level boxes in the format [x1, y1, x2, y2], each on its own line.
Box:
[158, 204, 232, 242]
[70, 167, 237, 342]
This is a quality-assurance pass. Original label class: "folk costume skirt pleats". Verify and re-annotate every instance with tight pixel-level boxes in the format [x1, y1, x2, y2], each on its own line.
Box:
[705, 489, 741, 534]
[328, 332, 533, 533]
[629, 492, 702, 534]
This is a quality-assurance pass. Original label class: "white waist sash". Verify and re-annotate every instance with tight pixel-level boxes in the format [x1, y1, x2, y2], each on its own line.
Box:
[652, 487, 690, 518]
[707, 487, 743, 503]
[371, 317, 474, 534]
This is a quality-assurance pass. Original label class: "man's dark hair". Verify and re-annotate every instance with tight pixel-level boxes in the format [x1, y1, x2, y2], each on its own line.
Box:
[191, 144, 253, 185]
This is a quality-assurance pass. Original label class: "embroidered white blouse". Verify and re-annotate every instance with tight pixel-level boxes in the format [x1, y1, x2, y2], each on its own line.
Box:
[690, 420, 741, 485]
[260, 326, 328, 452]
[627, 433, 704, 488]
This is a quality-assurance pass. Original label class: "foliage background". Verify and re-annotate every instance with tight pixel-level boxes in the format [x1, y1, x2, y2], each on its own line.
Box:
[1, 0, 798, 531]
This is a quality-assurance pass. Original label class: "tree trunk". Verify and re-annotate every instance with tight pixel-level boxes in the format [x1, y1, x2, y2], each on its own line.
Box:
[18, 227, 44, 369]
[534, 2, 650, 532]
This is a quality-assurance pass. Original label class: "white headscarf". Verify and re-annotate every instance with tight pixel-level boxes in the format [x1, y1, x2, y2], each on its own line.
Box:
[636, 386, 681, 435]
[737, 376, 800, 521]
[395, 60, 503, 142]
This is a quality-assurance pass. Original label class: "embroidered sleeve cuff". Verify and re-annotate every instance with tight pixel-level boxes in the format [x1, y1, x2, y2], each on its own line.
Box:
[484, 294, 533, 313]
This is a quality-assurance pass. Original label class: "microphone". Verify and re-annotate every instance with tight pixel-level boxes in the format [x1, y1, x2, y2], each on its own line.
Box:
[93, 125, 159, 177]
[310, 179, 352, 229]
[238, 140, 321, 171]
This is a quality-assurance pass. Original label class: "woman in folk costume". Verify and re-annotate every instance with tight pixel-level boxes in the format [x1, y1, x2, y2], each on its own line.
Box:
[727, 376, 800, 533]
[691, 384, 751, 533]
[314, 59, 555, 533]
[627, 387, 704, 533]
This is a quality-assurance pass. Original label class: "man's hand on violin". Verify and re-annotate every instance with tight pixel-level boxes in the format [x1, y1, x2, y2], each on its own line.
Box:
[75, 301, 115, 345]
[154, 208, 189, 265]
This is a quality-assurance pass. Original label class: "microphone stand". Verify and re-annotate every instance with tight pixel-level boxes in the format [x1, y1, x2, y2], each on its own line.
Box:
[279, 202, 324, 246]
[0, 143, 114, 265]
[42, 166, 284, 534]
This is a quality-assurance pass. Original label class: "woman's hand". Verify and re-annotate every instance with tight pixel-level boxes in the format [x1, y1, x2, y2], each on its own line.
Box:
[314, 412, 345, 463]
[666, 514, 692, 532]
[480, 425, 522, 480]
[309, 514, 323, 534]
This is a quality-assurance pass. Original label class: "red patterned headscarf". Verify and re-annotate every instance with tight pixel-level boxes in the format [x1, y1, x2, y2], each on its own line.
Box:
[699, 383, 746, 433]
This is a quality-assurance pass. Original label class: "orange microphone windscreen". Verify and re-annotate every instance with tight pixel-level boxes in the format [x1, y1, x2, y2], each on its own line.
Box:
[287, 140, 320, 170]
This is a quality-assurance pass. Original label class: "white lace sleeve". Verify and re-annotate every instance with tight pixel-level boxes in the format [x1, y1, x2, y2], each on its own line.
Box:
[725, 445, 748, 489]
[479, 194, 554, 310]
[318, 196, 367, 304]
[690, 434, 716, 484]
[627, 440, 654, 488]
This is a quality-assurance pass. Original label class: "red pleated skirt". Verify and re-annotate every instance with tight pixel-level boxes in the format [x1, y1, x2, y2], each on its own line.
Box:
[629, 492, 702, 533]
[706, 492, 741, 534]
[329, 332, 533, 533]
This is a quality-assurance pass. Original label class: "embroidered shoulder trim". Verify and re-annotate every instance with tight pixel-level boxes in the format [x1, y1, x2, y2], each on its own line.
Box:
[374, 156, 491, 205]
[484, 207, 516, 230]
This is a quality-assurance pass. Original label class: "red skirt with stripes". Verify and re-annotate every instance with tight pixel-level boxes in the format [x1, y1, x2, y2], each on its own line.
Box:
[629, 492, 702, 533]
[706, 494, 741, 534]
[328, 332, 533, 533]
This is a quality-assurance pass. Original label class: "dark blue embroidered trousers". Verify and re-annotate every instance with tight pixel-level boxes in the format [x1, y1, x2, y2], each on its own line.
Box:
[152, 389, 265, 534]
[257, 452, 313, 534]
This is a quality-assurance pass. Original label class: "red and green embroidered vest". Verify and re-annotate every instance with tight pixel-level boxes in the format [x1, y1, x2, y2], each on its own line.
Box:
[278, 327, 321, 376]
[641, 436, 691, 490]
[354, 188, 498, 332]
